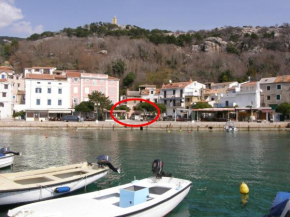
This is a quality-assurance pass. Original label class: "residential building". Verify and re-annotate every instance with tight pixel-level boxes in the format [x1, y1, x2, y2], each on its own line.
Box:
[24, 68, 71, 121]
[67, 71, 119, 108]
[160, 80, 205, 118]
[218, 82, 261, 108]
[0, 79, 12, 119]
[139, 85, 160, 104]
[260, 76, 290, 109]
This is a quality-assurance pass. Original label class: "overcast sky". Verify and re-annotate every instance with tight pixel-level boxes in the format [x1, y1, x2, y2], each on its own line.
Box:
[0, 0, 290, 38]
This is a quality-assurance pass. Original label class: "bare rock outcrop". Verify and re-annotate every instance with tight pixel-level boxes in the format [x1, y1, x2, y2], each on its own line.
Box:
[203, 37, 227, 53]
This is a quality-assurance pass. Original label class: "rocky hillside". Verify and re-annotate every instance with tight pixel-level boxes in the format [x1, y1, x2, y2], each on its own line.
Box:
[1, 23, 290, 93]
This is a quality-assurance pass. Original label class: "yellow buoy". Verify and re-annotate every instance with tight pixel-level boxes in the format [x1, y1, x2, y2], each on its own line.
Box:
[240, 182, 249, 194]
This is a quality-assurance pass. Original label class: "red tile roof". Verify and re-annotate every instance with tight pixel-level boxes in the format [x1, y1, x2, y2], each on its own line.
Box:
[25, 74, 55, 80]
[54, 75, 67, 79]
[241, 82, 257, 86]
[155, 89, 160, 94]
[162, 81, 191, 89]
[274, 75, 290, 83]
[108, 76, 119, 80]
[0, 79, 8, 82]
[32, 66, 55, 69]
[66, 72, 81, 78]
[0, 66, 14, 71]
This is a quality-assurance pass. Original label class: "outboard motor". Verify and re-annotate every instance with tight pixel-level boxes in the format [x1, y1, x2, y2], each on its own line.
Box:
[97, 155, 120, 173]
[152, 159, 172, 179]
[0, 147, 21, 156]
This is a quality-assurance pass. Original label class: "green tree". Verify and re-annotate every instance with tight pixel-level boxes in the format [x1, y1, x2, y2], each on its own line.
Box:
[156, 103, 166, 113]
[114, 105, 130, 112]
[218, 70, 234, 82]
[27, 33, 41, 41]
[136, 102, 160, 120]
[276, 102, 290, 120]
[112, 59, 126, 76]
[226, 44, 239, 55]
[192, 102, 212, 109]
[122, 72, 135, 87]
[74, 101, 94, 117]
[88, 91, 111, 119]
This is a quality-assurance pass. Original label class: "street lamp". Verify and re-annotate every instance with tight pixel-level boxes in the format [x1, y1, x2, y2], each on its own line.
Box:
[95, 102, 100, 123]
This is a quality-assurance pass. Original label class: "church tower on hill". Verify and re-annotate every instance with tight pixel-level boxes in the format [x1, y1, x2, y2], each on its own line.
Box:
[112, 16, 118, 25]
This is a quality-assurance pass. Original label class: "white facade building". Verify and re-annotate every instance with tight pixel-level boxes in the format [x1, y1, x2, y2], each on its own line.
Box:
[160, 80, 205, 117]
[0, 79, 13, 119]
[25, 73, 71, 121]
[218, 82, 261, 108]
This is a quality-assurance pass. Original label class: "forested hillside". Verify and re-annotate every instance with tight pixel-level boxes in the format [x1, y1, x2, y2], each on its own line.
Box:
[1, 22, 290, 92]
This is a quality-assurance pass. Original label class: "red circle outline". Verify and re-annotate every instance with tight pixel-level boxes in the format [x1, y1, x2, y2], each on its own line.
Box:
[110, 98, 161, 127]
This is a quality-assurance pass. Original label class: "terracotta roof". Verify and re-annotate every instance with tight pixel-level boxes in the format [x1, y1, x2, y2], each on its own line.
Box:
[155, 89, 160, 94]
[108, 76, 119, 80]
[54, 75, 67, 79]
[141, 89, 149, 95]
[127, 90, 140, 97]
[0, 79, 8, 82]
[162, 81, 191, 89]
[241, 82, 257, 86]
[274, 75, 290, 83]
[25, 74, 55, 80]
[66, 72, 81, 78]
[0, 66, 14, 71]
[32, 66, 55, 69]
[204, 88, 226, 95]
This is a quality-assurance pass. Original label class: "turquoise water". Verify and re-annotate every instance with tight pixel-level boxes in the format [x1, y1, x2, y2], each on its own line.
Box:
[1, 130, 290, 217]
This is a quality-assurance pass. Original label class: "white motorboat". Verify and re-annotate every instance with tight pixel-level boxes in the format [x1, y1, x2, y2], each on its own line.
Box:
[0, 147, 21, 169]
[0, 155, 119, 206]
[224, 121, 238, 132]
[7, 159, 192, 217]
[263, 191, 290, 217]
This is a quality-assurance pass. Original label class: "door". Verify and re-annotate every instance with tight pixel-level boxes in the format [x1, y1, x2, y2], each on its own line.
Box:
[34, 112, 39, 121]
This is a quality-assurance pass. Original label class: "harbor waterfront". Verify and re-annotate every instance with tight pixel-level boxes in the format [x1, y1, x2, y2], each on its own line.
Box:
[1, 130, 290, 217]
[0, 120, 289, 131]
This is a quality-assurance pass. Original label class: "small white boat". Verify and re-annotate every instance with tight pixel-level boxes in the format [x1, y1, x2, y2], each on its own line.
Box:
[224, 121, 238, 132]
[8, 160, 192, 217]
[0, 155, 119, 206]
[0, 147, 21, 169]
[263, 192, 290, 217]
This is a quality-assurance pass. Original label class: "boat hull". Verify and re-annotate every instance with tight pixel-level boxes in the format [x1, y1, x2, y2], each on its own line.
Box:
[0, 170, 108, 206]
[0, 154, 14, 169]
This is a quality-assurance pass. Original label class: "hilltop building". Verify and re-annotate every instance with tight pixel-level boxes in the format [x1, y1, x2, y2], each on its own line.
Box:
[112, 16, 118, 25]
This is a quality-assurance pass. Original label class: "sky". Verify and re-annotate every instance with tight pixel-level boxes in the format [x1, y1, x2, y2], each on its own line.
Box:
[0, 0, 290, 38]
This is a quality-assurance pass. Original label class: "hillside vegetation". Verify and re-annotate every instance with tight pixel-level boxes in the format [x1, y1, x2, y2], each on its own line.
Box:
[1, 22, 290, 92]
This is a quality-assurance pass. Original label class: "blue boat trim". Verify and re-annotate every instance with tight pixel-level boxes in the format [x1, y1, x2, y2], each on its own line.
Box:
[115, 182, 192, 217]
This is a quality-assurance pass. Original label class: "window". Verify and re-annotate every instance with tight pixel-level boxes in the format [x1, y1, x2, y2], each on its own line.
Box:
[37, 82, 41, 84]
[110, 89, 114, 94]
[267, 86, 271, 91]
[1, 74, 5, 79]
[85, 79, 89, 83]
[276, 95, 281, 100]
[164, 100, 167, 105]
[180, 89, 183, 97]
[47, 88, 51, 94]
[2, 93, 6, 97]
[47, 99, 51, 105]
[267, 96, 271, 100]
[74, 78, 78, 82]
[110, 80, 114, 84]
[211, 98, 214, 101]
[58, 99, 62, 106]
[35, 88, 42, 93]
[85, 87, 89, 94]
[0, 102, 4, 107]
[35, 69, 40, 72]
[13, 95, 16, 99]
[93, 79, 97, 85]
[48, 82, 51, 84]
[73, 87, 78, 93]
[36, 99, 40, 105]
[173, 90, 175, 95]
[59, 83, 62, 85]
[111, 99, 115, 104]
[100, 80, 104, 84]
[84, 98, 89, 102]
[225, 101, 229, 107]
[151, 91, 154, 94]
[164, 91, 166, 98]
[277, 84, 282, 90]
[26, 112, 33, 118]
[17, 83, 20, 88]
[58, 88, 62, 94]
[73, 98, 78, 106]
[4, 84, 8, 89]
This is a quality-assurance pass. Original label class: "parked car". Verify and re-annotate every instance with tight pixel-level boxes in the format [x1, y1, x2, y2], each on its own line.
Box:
[61, 115, 80, 122]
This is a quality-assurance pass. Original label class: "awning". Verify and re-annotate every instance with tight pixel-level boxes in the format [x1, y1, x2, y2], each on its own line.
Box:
[261, 109, 273, 113]
[48, 109, 74, 114]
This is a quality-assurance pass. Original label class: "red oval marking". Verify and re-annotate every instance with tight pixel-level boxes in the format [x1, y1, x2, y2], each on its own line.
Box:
[110, 98, 160, 127]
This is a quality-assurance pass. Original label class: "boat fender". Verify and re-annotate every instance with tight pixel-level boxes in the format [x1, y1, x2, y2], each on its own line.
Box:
[54, 186, 70, 193]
